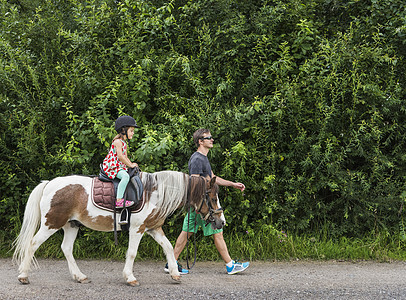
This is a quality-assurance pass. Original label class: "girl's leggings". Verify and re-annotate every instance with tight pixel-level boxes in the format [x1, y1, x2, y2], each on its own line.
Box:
[116, 170, 130, 199]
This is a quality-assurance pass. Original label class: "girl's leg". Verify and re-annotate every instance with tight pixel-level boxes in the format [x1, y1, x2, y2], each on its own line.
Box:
[115, 170, 134, 208]
[116, 170, 130, 199]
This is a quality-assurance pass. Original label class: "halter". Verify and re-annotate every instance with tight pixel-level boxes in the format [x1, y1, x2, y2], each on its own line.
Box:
[196, 187, 223, 225]
[185, 176, 223, 270]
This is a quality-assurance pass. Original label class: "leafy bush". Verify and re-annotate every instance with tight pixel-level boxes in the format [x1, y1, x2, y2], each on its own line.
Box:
[1, 0, 406, 255]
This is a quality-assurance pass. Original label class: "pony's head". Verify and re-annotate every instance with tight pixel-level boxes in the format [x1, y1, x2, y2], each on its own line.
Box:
[191, 176, 225, 230]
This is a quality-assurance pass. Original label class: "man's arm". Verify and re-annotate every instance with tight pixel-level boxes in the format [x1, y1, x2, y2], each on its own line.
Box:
[212, 171, 245, 191]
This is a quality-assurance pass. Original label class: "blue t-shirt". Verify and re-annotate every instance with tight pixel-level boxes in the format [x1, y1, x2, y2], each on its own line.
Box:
[188, 152, 212, 178]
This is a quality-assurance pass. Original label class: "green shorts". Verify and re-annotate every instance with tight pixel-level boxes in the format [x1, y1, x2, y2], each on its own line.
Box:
[182, 210, 223, 236]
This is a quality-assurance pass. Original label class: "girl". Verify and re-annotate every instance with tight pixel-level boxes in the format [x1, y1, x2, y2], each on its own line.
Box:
[102, 115, 139, 208]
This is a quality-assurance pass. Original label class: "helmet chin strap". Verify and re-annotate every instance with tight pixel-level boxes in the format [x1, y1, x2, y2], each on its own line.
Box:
[120, 127, 129, 140]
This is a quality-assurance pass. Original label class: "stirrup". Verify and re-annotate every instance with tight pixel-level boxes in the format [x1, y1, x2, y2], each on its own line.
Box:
[119, 209, 129, 225]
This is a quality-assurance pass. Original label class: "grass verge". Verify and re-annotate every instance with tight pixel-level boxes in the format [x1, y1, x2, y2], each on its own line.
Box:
[2, 227, 406, 262]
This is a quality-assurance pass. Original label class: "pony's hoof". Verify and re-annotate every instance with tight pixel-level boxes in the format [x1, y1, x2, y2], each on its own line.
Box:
[77, 278, 91, 284]
[127, 280, 140, 286]
[171, 275, 181, 283]
[18, 277, 30, 284]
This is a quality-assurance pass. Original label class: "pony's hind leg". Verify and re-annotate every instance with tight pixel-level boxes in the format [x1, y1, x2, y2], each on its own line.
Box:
[62, 223, 89, 283]
[147, 227, 181, 282]
[17, 226, 57, 284]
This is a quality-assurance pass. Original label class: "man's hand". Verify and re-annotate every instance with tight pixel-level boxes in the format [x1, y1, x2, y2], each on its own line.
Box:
[233, 182, 245, 192]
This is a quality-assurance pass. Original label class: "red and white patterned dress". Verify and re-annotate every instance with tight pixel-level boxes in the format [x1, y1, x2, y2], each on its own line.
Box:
[102, 139, 128, 179]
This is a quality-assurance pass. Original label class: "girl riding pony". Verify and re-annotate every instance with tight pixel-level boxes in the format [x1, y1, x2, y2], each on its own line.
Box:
[102, 115, 139, 208]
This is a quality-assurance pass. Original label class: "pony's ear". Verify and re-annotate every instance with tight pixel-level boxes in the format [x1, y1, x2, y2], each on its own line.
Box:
[210, 176, 216, 187]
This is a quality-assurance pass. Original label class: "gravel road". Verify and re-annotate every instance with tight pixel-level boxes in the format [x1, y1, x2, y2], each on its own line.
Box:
[1, 258, 406, 299]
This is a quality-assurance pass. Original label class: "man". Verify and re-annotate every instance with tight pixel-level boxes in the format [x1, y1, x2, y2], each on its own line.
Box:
[165, 128, 250, 275]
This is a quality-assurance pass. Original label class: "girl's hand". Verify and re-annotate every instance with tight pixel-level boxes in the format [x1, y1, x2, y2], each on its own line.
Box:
[130, 162, 138, 168]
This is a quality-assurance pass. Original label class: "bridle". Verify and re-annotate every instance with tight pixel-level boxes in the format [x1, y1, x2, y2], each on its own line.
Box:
[186, 176, 223, 224]
[185, 176, 223, 269]
[196, 185, 223, 225]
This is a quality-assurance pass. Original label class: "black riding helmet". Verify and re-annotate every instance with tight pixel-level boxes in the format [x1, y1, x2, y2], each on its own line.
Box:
[115, 116, 139, 135]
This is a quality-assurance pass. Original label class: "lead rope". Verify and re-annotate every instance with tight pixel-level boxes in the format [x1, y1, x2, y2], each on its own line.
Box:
[186, 205, 197, 270]
[186, 176, 199, 270]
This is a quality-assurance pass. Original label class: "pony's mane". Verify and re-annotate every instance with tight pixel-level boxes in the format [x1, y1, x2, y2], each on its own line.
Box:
[189, 176, 207, 204]
[143, 171, 189, 220]
[141, 171, 217, 222]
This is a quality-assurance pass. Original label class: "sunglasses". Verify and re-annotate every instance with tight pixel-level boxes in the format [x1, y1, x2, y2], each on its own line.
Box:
[200, 136, 214, 140]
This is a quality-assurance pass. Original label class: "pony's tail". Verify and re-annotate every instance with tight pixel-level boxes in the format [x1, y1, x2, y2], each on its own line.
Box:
[12, 180, 49, 269]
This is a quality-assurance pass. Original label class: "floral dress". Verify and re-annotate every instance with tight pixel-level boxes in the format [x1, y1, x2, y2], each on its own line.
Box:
[102, 139, 128, 179]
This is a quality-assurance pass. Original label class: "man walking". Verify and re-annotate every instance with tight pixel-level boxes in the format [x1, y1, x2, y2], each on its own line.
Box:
[165, 128, 250, 275]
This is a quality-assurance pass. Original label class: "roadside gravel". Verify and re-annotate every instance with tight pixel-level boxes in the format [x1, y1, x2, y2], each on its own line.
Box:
[1, 258, 406, 299]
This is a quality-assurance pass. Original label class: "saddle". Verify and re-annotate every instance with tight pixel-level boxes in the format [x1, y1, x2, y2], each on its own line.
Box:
[93, 166, 145, 238]
[95, 166, 144, 211]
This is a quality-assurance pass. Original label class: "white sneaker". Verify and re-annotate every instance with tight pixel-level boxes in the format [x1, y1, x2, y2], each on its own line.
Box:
[226, 260, 250, 275]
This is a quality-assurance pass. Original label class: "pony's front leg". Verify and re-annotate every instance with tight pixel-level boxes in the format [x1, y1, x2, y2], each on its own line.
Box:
[147, 227, 181, 282]
[123, 227, 143, 286]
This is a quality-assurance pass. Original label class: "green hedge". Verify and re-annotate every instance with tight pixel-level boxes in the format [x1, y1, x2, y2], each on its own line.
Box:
[1, 0, 406, 251]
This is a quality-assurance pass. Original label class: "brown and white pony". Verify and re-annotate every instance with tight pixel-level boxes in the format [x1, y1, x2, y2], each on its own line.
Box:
[13, 171, 225, 286]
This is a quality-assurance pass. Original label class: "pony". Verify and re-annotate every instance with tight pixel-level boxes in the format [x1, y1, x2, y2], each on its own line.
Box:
[12, 171, 225, 286]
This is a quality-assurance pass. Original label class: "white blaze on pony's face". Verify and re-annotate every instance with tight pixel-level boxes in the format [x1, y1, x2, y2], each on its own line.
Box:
[201, 176, 225, 230]
[216, 194, 226, 225]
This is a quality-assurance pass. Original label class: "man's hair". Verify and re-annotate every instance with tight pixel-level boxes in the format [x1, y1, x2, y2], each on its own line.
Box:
[193, 128, 210, 147]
